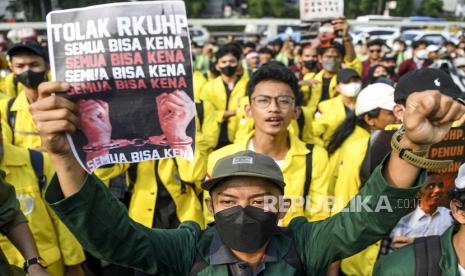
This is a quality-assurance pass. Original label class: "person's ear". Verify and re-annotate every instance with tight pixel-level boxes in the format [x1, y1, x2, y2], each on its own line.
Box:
[278, 198, 291, 220]
[393, 104, 404, 122]
[318, 55, 323, 63]
[293, 105, 302, 120]
[450, 199, 465, 224]
[363, 114, 375, 128]
[335, 83, 342, 93]
[205, 196, 215, 217]
[245, 102, 253, 118]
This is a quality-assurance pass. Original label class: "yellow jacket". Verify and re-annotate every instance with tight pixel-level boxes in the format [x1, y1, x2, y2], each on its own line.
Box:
[326, 126, 379, 276]
[300, 72, 316, 104]
[205, 132, 331, 226]
[306, 57, 361, 116]
[0, 143, 85, 274]
[193, 71, 207, 103]
[199, 74, 249, 148]
[1, 73, 23, 99]
[0, 91, 40, 149]
[310, 95, 347, 147]
[94, 134, 209, 229]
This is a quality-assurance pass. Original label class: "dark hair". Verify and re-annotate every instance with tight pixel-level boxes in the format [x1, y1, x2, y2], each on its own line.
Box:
[444, 40, 457, 47]
[326, 108, 381, 154]
[298, 43, 313, 56]
[244, 42, 257, 50]
[246, 61, 300, 101]
[258, 47, 275, 56]
[215, 43, 242, 61]
[367, 39, 384, 48]
[366, 64, 389, 86]
[317, 42, 345, 58]
[412, 40, 428, 50]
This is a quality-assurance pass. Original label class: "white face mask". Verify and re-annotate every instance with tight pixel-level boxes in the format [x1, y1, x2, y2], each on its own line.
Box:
[339, 82, 362, 97]
[415, 49, 428, 60]
[392, 44, 402, 52]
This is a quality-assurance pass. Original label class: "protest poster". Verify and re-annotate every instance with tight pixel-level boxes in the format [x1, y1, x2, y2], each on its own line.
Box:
[46, 1, 195, 173]
[299, 0, 344, 44]
[363, 126, 465, 179]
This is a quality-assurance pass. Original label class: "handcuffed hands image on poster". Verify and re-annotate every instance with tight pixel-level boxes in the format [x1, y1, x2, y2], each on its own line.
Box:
[46, 1, 195, 173]
[299, 0, 344, 45]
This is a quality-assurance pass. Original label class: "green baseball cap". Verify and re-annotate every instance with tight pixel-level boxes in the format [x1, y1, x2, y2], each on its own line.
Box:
[202, 150, 285, 192]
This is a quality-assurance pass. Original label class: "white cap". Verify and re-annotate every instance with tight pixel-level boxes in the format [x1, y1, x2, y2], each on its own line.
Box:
[426, 45, 440, 53]
[455, 163, 465, 189]
[355, 83, 396, 116]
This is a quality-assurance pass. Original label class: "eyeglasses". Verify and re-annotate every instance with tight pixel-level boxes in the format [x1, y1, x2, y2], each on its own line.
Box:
[370, 49, 382, 53]
[252, 95, 295, 109]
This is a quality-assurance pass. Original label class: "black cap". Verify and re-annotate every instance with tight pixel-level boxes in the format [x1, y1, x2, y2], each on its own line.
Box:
[381, 52, 397, 61]
[202, 151, 285, 192]
[7, 41, 48, 61]
[336, 68, 360, 83]
[394, 68, 464, 103]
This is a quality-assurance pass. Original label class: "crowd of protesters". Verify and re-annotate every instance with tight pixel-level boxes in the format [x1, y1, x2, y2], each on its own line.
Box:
[0, 17, 465, 276]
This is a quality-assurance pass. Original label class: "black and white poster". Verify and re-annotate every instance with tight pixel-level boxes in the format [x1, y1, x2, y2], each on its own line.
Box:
[47, 1, 195, 173]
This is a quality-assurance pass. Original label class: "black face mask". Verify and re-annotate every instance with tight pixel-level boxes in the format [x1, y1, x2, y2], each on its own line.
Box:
[303, 60, 318, 70]
[220, 65, 238, 77]
[14, 70, 47, 89]
[214, 205, 278, 253]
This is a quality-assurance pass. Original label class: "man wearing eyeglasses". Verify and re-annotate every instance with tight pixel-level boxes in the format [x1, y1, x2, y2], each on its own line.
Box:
[203, 62, 332, 226]
[362, 39, 384, 85]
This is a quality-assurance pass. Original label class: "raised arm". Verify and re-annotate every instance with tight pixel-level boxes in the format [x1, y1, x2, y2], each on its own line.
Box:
[31, 81, 199, 274]
[293, 91, 465, 272]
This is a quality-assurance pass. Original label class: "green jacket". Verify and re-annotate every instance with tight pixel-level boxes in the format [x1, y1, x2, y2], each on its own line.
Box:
[45, 162, 425, 275]
[0, 170, 27, 276]
[374, 224, 461, 276]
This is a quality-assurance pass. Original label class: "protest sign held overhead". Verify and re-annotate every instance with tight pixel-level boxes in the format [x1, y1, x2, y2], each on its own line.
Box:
[299, 0, 344, 44]
[46, 1, 195, 173]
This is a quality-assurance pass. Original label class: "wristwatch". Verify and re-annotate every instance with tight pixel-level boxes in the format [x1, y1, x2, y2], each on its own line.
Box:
[391, 128, 452, 170]
[23, 257, 45, 273]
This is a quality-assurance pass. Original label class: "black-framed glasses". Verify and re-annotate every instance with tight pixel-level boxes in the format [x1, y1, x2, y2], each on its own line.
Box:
[252, 95, 295, 109]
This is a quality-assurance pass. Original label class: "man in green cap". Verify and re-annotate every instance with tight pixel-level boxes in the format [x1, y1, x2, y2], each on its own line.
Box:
[31, 78, 465, 275]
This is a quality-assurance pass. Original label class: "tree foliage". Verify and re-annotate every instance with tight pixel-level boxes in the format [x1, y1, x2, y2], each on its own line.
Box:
[419, 0, 444, 17]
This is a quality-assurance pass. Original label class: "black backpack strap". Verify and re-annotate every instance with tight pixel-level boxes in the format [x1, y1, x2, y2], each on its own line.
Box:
[189, 230, 208, 276]
[28, 149, 46, 191]
[173, 158, 196, 194]
[280, 228, 305, 275]
[196, 101, 204, 129]
[297, 112, 305, 140]
[6, 97, 16, 145]
[414, 236, 441, 276]
[303, 144, 314, 207]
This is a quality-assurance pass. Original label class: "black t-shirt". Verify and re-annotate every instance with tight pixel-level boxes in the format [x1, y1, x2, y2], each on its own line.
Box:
[321, 77, 332, 102]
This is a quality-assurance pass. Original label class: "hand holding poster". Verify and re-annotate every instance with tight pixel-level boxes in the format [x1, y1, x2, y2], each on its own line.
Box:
[299, 0, 344, 45]
[46, 1, 195, 173]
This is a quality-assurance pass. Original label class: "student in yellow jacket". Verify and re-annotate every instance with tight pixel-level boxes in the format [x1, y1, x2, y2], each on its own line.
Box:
[305, 18, 362, 116]
[310, 68, 362, 148]
[328, 83, 398, 276]
[199, 43, 249, 149]
[204, 62, 331, 226]
[94, 133, 210, 230]
[0, 42, 50, 149]
[0, 141, 85, 275]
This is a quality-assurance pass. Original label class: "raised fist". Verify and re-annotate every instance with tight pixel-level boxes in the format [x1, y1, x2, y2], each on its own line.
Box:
[403, 91, 465, 146]
[156, 90, 195, 149]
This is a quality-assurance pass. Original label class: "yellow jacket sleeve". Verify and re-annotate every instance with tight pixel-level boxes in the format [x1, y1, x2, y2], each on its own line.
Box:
[305, 145, 331, 221]
[344, 56, 362, 75]
[43, 156, 86, 266]
[0, 98, 13, 145]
